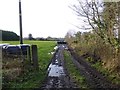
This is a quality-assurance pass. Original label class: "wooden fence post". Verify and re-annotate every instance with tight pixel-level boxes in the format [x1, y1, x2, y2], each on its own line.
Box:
[27, 46, 31, 63]
[31, 45, 39, 71]
[0, 47, 2, 90]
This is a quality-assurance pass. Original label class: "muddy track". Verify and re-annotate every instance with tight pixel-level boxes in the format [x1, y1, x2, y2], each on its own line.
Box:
[40, 44, 77, 89]
[69, 49, 120, 88]
[40, 45, 120, 89]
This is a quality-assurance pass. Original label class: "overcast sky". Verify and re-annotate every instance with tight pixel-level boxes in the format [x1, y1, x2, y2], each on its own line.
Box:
[0, 0, 87, 38]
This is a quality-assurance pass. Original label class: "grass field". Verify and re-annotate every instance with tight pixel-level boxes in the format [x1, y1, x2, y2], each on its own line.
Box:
[2, 40, 57, 88]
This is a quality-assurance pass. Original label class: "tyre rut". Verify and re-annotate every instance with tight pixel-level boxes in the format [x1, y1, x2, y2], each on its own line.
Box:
[69, 50, 119, 88]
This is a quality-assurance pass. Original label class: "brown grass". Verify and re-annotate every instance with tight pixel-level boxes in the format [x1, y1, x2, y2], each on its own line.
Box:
[2, 56, 24, 81]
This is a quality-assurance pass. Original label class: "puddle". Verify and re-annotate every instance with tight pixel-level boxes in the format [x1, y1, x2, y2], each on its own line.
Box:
[48, 64, 65, 77]
[55, 59, 58, 64]
[47, 46, 65, 77]
[48, 59, 65, 77]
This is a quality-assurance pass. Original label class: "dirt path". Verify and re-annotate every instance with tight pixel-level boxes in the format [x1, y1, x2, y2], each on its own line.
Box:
[40, 44, 120, 89]
[41, 44, 77, 89]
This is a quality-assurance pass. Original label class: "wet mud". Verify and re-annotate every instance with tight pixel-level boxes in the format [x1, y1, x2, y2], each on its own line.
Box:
[41, 45, 77, 89]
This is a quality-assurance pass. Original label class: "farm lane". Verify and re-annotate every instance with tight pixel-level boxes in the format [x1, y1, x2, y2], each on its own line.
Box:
[41, 44, 120, 89]
[41, 44, 77, 89]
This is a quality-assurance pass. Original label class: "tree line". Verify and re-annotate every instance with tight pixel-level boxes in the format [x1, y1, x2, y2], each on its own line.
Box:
[1, 30, 19, 41]
[25, 33, 63, 41]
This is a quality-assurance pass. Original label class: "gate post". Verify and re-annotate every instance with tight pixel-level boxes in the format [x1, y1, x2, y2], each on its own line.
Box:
[31, 45, 39, 71]
[27, 46, 31, 63]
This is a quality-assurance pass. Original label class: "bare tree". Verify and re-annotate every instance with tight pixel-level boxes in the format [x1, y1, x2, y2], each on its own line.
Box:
[70, 0, 119, 48]
[69, 0, 105, 40]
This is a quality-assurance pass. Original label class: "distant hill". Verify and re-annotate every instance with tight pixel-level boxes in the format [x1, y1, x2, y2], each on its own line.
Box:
[0, 30, 19, 41]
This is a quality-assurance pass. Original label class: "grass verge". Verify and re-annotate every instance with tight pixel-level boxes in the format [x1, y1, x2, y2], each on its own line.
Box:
[63, 50, 88, 88]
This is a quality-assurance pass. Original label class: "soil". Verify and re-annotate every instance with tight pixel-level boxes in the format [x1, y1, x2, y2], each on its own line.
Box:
[40, 44, 78, 89]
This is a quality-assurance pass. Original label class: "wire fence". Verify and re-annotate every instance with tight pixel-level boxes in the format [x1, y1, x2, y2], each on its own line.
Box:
[2, 45, 39, 71]
[2, 46, 33, 65]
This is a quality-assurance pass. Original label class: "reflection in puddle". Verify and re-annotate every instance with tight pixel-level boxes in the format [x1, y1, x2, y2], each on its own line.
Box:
[55, 59, 58, 64]
[47, 46, 65, 77]
[48, 63, 65, 77]
[48, 64, 65, 77]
